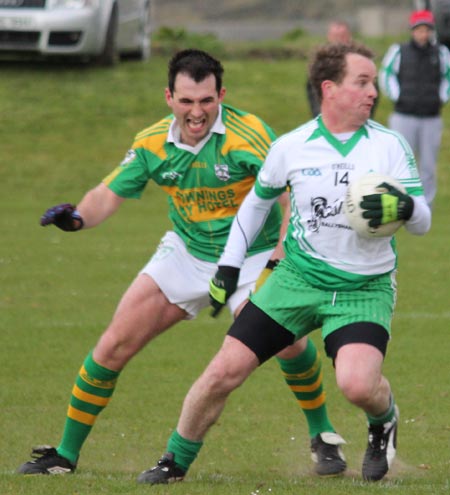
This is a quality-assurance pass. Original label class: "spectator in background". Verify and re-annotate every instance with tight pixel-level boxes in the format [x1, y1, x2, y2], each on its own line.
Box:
[379, 9, 450, 208]
[306, 20, 378, 118]
[306, 21, 352, 117]
[326, 19, 353, 44]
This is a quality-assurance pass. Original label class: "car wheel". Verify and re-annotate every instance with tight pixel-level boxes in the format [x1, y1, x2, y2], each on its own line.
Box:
[96, 4, 119, 66]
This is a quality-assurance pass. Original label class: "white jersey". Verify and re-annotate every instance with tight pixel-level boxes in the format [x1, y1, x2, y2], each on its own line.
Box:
[220, 117, 431, 290]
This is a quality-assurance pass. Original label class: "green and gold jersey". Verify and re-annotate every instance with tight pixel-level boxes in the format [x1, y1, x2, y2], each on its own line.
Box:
[103, 104, 281, 262]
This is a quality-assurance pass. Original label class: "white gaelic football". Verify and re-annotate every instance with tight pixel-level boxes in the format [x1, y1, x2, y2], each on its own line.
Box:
[344, 173, 407, 238]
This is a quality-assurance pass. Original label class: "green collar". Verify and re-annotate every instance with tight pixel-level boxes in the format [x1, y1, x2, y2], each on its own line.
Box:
[306, 116, 368, 157]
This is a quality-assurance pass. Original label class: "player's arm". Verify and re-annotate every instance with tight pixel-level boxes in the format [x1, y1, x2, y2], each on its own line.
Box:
[77, 183, 125, 228]
[388, 140, 431, 235]
[360, 138, 431, 236]
[40, 183, 125, 231]
[254, 191, 290, 292]
[209, 139, 287, 315]
[403, 195, 431, 235]
[220, 188, 279, 267]
[273, 190, 290, 259]
[209, 188, 279, 316]
[378, 44, 401, 101]
[360, 181, 431, 235]
[439, 44, 450, 104]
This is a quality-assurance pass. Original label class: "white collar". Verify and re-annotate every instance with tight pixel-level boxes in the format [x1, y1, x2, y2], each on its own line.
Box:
[332, 131, 355, 144]
[167, 105, 226, 153]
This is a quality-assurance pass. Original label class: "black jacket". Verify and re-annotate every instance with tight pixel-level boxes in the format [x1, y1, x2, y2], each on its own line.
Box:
[395, 40, 442, 116]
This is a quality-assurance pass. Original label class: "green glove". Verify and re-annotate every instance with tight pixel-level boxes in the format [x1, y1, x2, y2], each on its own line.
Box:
[360, 182, 414, 228]
[209, 266, 240, 317]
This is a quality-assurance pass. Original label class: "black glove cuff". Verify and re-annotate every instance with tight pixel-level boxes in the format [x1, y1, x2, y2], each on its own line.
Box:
[217, 265, 240, 277]
[265, 259, 280, 270]
[401, 197, 414, 221]
[71, 210, 84, 231]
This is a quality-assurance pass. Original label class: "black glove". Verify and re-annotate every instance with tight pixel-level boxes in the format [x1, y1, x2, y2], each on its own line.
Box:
[360, 182, 414, 228]
[209, 265, 240, 317]
[40, 203, 84, 232]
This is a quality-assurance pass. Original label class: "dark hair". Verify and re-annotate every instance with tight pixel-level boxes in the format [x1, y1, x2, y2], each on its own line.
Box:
[309, 42, 375, 104]
[167, 49, 224, 95]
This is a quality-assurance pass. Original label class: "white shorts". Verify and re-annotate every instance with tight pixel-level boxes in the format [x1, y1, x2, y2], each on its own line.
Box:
[140, 231, 273, 318]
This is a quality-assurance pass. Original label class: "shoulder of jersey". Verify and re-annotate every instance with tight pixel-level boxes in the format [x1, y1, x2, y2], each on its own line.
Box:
[224, 104, 273, 134]
[271, 119, 317, 149]
[222, 104, 275, 158]
[132, 115, 173, 151]
[366, 119, 404, 143]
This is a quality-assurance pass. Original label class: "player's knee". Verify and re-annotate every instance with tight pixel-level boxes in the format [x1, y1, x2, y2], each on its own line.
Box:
[276, 336, 308, 359]
[201, 361, 242, 397]
[337, 373, 375, 407]
[204, 344, 257, 396]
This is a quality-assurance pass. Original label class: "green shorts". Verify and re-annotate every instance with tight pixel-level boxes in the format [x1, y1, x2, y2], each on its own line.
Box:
[250, 258, 397, 342]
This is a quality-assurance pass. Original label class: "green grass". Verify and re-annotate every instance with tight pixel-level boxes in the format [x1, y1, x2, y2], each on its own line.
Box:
[1, 47, 449, 495]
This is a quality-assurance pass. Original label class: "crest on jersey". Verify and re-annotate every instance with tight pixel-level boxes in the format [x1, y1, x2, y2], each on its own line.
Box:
[120, 149, 136, 167]
[214, 164, 230, 181]
[307, 196, 342, 233]
[162, 170, 182, 180]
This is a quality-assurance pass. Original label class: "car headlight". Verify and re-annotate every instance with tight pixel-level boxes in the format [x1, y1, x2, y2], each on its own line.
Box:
[47, 0, 98, 9]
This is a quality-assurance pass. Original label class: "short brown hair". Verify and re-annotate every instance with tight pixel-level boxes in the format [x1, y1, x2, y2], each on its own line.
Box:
[309, 42, 375, 104]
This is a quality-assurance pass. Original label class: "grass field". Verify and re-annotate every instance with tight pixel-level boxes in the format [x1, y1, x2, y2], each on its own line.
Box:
[1, 48, 449, 495]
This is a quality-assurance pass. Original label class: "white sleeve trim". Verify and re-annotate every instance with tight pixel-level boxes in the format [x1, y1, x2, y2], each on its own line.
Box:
[218, 188, 278, 268]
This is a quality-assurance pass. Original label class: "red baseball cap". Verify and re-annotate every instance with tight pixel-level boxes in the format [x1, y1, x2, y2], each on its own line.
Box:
[409, 10, 435, 29]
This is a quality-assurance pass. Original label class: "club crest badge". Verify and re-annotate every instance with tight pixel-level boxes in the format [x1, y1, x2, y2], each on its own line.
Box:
[214, 164, 230, 181]
[120, 149, 136, 167]
[162, 170, 182, 180]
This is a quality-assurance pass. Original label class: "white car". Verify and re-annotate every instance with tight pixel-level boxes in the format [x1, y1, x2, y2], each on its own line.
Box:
[0, 0, 152, 65]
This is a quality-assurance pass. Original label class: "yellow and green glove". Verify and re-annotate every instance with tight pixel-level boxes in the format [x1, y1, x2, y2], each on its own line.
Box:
[360, 182, 414, 228]
[209, 266, 240, 317]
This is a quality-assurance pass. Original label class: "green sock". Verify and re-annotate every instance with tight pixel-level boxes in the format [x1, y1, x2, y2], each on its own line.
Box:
[166, 430, 203, 472]
[57, 351, 120, 464]
[366, 395, 396, 426]
[277, 339, 334, 437]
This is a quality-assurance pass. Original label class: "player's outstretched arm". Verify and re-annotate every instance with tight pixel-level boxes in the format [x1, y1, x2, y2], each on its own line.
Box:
[77, 183, 125, 228]
[40, 183, 125, 231]
[40, 203, 84, 231]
